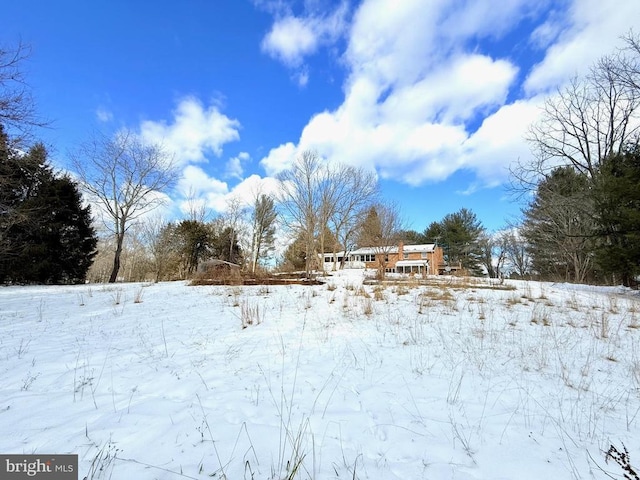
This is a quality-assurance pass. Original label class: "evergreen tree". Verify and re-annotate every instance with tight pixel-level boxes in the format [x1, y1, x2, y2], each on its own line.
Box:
[521, 166, 596, 283]
[0, 136, 97, 283]
[356, 207, 383, 247]
[211, 226, 243, 264]
[594, 148, 640, 287]
[423, 208, 485, 275]
[355, 203, 402, 279]
[250, 194, 277, 274]
[21, 175, 97, 283]
[175, 220, 214, 276]
[282, 233, 307, 271]
[397, 229, 426, 245]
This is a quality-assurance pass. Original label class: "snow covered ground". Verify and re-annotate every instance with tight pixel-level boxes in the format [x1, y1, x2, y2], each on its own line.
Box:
[0, 270, 639, 479]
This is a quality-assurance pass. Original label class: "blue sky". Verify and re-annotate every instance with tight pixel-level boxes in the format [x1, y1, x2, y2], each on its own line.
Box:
[3, 0, 639, 233]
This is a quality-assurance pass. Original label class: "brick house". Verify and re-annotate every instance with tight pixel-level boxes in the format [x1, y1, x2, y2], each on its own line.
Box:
[321, 242, 448, 275]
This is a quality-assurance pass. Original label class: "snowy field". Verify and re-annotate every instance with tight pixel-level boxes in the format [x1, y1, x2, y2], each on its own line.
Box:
[1, 270, 639, 479]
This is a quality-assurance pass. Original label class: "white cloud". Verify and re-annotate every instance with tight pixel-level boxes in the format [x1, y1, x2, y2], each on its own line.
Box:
[225, 174, 282, 208]
[459, 98, 545, 183]
[258, 0, 529, 185]
[140, 97, 240, 165]
[95, 107, 113, 123]
[294, 68, 310, 87]
[379, 54, 518, 125]
[178, 165, 228, 198]
[259, 0, 640, 191]
[226, 152, 251, 179]
[176, 165, 231, 214]
[262, 16, 319, 67]
[176, 165, 282, 217]
[290, 50, 518, 184]
[260, 142, 298, 176]
[260, 1, 349, 79]
[525, 0, 640, 93]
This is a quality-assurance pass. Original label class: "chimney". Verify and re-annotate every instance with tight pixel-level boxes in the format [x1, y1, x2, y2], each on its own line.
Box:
[398, 240, 404, 259]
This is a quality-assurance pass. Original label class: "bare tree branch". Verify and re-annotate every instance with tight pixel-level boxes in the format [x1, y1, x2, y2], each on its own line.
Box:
[513, 34, 640, 194]
[0, 41, 48, 142]
[71, 129, 178, 282]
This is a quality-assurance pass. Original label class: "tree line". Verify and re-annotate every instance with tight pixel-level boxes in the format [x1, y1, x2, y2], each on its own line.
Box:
[390, 33, 640, 286]
[515, 33, 640, 287]
[85, 193, 278, 283]
[2, 34, 639, 286]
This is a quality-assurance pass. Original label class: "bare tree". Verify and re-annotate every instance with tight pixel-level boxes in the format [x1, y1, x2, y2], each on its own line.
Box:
[513, 34, 640, 194]
[357, 202, 403, 279]
[140, 216, 181, 282]
[477, 232, 506, 279]
[72, 129, 177, 282]
[525, 77, 637, 182]
[316, 164, 339, 269]
[0, 42, 46, 142]
[277, 151, 379, 274]
[603, 31, 640, 97]
[511, 34, 640, 283]
[500, 227, 531, 278]
[183, 186, 208, 223]
[328, 166, 378, 270]
[220, 196, 247, 266]
[277, 151, 323, 275]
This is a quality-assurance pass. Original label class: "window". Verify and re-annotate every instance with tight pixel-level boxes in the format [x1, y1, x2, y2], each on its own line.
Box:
[403, 252, 409, 259]
[421, 251, 427, 259]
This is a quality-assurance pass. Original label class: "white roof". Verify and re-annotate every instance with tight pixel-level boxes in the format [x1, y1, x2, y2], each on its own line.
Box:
[350, 244, 436, 255]
[402, 244, 436, 253]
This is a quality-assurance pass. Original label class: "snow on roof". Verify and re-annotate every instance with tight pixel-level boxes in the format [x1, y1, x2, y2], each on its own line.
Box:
[350, 244, 436, 255]
[402, 244, 436, 253]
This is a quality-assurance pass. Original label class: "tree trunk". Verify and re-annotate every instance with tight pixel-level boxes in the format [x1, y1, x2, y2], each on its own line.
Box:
[252, 238, 261, 275]
[109, 233, 124, 283]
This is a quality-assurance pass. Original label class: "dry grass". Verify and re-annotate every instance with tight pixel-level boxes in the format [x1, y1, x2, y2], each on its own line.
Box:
[133, 287, 144, 304]
[362, 297, 374, 316]
[356, 286, 370, 298]
[422, 287, 454, 301]
[373, 286, 385, 301]
[530, 304, 550, 326]
[505, 294, 522, 307]
[240, 299, 263, 328]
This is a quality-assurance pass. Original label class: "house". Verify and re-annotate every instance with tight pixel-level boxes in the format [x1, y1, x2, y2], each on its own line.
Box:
[321, 242, 448, 275]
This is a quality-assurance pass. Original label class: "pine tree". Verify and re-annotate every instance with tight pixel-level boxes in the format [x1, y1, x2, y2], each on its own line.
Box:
[175, 220, 214, 276]
[423, 208, 485, 275]
[0, 135, 97, 284]
[594, 148, 640, 287]
[212, 226, 243, 265]
[250, 194, 277, 274]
